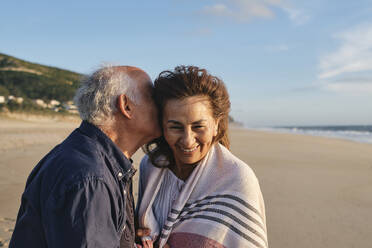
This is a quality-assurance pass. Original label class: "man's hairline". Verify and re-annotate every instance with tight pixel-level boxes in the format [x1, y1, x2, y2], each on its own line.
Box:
[116, 68, 153, 107]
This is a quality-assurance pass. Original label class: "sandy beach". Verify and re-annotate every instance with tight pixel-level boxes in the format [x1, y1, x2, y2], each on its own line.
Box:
[0, 115, 371, 247]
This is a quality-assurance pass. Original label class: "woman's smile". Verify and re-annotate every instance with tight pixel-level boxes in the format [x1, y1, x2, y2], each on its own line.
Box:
[178, 144, 199, 153]
[163, 96, 219, 169]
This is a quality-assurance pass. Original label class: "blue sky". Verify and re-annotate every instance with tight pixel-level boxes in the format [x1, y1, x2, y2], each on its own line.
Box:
[1, 0, 372, 126]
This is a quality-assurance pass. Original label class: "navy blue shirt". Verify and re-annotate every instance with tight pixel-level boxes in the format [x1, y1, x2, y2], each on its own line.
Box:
[10, 121, 136, 248]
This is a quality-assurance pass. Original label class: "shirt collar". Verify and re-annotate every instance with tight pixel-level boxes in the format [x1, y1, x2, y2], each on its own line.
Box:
[78, 121, 136, 181]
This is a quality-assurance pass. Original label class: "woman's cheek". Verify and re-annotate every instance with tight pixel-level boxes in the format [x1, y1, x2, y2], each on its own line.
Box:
[164, 131, 177, 145]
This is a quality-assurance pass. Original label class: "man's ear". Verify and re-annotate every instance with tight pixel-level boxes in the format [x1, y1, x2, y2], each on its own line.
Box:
[117, 94, 133, 119]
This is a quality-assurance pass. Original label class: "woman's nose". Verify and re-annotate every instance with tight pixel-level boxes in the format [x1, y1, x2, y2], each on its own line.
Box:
[181, 129, 195, 147]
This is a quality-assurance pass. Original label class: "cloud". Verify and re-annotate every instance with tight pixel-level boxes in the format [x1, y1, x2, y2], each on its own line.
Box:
[203, 4, 233, 17]
[319, 23, 372, 79]
[320, 75, 372, 94]
[200, 0, 308, 24]
[282, 7, 310, 26]
[201, 1, 273, 21]
[323, 82, 372, 94]
[318, 23, 372, 94]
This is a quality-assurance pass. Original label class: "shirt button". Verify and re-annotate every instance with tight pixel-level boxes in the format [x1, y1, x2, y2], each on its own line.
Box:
[123, 190, 127, 195]
[118, 172, 123, 178]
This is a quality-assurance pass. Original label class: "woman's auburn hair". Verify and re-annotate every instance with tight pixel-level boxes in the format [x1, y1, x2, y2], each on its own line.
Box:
[144, 65, 231, 168]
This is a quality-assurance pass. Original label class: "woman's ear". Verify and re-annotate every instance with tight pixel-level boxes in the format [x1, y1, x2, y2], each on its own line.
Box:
[117, 94, 133, 119]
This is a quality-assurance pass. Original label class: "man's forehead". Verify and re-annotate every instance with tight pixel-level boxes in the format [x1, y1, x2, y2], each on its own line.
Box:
[113, 66, 150, 81]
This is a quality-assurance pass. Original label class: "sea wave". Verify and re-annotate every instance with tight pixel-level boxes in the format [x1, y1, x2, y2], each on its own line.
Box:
[252, 126, 372, 144]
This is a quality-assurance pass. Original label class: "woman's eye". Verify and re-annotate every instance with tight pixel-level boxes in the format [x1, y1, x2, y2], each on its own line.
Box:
[169, 126, 183, 130]
[193, 125, 204, 129]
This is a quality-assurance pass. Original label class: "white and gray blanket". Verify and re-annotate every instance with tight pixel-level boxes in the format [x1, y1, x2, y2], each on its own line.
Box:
[137, 143, 268, 248]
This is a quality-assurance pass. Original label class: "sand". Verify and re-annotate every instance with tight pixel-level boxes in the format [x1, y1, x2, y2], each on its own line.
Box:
[0, 115, 371, 247]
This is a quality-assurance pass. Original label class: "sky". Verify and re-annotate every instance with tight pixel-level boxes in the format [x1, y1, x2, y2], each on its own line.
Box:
[1, 0, 372, 127]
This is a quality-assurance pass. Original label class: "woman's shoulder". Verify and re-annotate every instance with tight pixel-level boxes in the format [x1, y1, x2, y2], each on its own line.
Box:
[139, 155, 156, 179]
[139, 154, 164, 179]
[140, 154, 151, 169]
[213, 145, 263, 203]
[216, 144, 259, 183]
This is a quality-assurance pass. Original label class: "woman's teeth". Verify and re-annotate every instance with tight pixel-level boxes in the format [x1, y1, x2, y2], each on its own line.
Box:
[181, 146, 198, 152]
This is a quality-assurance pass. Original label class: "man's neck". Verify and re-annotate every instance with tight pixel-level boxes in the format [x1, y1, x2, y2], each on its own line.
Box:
[98, 124, 143, 159]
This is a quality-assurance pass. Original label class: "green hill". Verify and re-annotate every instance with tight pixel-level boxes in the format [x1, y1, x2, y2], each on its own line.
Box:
[0, 53, 82, 102]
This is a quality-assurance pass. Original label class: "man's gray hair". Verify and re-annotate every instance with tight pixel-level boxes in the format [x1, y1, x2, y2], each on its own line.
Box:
[74, 66, 141, 125]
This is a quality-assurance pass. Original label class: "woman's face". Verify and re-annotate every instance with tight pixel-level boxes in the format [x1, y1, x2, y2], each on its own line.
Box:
[163, 96, 219, 167]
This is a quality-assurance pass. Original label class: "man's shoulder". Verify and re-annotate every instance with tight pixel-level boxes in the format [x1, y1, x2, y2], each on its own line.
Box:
[27, 130, 110, 198]
[51, 130, 109, 181]
[53, 129, 100, 161]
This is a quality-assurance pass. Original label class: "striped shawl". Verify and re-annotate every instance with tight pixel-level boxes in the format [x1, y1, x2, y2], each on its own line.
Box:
[137, 143, 268, 248]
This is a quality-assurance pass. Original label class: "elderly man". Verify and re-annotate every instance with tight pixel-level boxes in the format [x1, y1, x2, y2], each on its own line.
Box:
[9, 66, 160, 248]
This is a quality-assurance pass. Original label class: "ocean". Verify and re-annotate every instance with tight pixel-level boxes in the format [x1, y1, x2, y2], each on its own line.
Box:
[255, 125, 372, 144]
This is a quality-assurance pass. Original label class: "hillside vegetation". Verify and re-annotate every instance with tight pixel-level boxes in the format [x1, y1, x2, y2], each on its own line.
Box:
[0, 53, 82, 102]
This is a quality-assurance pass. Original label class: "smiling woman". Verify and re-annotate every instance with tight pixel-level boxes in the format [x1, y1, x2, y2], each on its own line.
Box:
[136, 66, 267, 248]
[145, 66, 230, 169]
[163, 96, 219, 180]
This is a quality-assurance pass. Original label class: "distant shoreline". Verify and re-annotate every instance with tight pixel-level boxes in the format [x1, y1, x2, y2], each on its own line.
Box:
[245, 125, 372, 145]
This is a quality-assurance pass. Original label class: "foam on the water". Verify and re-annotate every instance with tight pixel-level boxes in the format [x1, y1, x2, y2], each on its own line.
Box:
[251, 125, 372, 144]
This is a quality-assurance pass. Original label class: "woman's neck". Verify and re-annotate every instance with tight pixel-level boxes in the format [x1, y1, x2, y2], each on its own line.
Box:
[171, 162, 198, 181]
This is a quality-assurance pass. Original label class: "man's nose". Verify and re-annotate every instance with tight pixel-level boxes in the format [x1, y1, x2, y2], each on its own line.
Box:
[181, 128, 195, 147]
